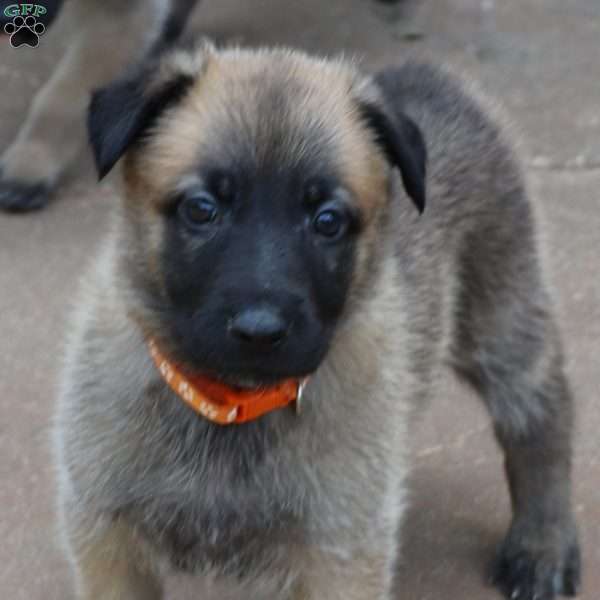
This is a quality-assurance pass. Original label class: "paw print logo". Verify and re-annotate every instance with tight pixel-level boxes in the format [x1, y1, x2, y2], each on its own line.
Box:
[4, 15, 45, 48]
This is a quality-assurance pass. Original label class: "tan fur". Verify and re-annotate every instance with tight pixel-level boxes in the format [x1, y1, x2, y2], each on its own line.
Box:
[128, 48, 387, 215]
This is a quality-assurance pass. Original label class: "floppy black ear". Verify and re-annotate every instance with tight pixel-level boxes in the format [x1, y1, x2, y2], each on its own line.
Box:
[88, 64, 194, 179]
[358, 101, 427, 214]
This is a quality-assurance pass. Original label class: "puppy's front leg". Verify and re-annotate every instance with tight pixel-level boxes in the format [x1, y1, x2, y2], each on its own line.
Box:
[451, 226, 581, 599]
[293, 547, 395, 600]
[63, 517, 163, 600]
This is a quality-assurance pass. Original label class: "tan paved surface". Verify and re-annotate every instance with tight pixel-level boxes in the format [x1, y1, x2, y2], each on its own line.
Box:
[0, 1, 598, 598]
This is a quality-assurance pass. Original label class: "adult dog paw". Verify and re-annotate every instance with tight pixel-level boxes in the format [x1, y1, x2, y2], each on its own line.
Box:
[0, 168, 51, 212]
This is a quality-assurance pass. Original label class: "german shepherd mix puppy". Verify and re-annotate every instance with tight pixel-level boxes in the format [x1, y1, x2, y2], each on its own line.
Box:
[54, 42, 581, 600]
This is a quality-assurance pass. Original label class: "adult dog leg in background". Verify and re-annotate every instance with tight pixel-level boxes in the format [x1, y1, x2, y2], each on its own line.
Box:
[0, 0, 407, 213]
[0, 0, 181, 212]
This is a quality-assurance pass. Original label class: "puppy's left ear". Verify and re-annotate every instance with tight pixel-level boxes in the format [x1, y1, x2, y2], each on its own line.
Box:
[88, 44, 211, 179]
[357, 88, 427, 213]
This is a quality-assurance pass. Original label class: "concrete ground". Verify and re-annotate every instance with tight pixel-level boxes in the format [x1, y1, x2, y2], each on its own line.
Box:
[0, 1, 598, 598]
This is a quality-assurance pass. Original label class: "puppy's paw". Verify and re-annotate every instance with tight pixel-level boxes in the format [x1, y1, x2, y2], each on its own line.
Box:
[0, 169, 51, 212]
[491, 536, 581, 600]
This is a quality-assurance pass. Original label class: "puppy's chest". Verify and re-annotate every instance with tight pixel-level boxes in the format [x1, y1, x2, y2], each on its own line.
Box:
[130, 486, 303, 576]
[118, 407, 308, 576]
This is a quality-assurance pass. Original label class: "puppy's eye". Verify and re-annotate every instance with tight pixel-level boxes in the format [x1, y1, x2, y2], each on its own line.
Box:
[178, 192, 219, 228]
[313, 207, 348, 239]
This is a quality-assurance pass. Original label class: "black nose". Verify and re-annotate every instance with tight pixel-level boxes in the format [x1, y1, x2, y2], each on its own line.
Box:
[229, 307, 289, 347]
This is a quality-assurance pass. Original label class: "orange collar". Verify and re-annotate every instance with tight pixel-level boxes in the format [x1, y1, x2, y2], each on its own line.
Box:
[148, 340, 307, 425]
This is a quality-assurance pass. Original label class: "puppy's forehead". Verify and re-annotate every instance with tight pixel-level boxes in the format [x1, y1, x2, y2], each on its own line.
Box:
[138, 49, 386, 204]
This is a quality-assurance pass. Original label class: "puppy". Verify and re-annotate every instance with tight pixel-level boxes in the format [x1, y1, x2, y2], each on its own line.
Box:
[54, 42, 580, 600]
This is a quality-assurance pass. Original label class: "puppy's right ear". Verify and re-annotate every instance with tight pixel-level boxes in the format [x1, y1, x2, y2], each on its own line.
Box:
[88, 45, 211, 179]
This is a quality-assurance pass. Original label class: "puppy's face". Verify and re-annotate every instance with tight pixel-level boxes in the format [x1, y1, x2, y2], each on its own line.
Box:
[89, 45, 425, 386]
